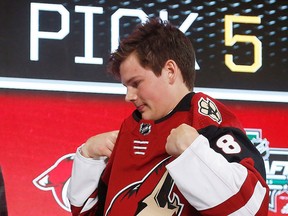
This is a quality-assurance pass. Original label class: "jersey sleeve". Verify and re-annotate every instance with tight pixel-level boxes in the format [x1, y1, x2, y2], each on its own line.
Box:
[67, 145, 107, 216]
[166, 93, 269, 215]
[166, 135, 269, 215]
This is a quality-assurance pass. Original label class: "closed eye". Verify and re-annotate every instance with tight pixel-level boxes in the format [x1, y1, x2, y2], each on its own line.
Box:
[131, 80, 141, 88]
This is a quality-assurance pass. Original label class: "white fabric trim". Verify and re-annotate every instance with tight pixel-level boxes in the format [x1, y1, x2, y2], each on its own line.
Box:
[228, 181, 267, 215]
[81, 197, 99, 213]
[166, 135, 248, 210]
[67, 145, 107, 207]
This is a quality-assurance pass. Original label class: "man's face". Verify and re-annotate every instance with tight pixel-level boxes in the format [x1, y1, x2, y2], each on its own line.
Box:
[120, 53, 172, 121]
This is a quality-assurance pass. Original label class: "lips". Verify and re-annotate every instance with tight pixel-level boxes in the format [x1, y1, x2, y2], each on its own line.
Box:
[136, 104, 145, 112]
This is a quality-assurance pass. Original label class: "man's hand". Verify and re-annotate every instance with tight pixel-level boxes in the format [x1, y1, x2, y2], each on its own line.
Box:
[81, 130, 119, 158]
[166, 124, 199, 157]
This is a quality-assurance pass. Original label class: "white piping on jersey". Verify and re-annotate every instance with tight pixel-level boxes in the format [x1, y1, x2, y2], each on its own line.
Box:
[133, 140, 149, 155]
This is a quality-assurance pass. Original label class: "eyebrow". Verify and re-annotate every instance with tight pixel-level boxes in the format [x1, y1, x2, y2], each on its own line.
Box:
[122, 76, 139, 87]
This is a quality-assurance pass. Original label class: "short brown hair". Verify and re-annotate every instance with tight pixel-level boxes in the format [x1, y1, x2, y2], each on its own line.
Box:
[107, 17, 196, 90]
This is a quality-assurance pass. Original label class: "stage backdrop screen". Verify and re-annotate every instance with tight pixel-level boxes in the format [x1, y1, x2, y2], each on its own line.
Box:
[0, 1, 287, 216]
[1, 0, 287, 95]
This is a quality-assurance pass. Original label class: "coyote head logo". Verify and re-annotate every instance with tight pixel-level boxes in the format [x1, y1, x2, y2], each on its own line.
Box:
[33, 153, 74, 211]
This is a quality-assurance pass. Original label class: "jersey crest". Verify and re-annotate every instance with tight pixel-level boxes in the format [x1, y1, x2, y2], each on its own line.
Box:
[105, 157, 184, 216]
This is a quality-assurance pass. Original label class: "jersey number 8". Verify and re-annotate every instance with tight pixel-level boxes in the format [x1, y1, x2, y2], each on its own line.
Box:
[217, 134, 241, 154]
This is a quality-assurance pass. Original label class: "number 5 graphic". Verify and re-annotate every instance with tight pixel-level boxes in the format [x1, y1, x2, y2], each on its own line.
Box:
[224, 15, 262, 73]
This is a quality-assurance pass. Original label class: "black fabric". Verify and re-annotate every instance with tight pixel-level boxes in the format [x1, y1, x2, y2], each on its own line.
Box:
[0, 167, 8, 216]
[95, 177, 107, 216]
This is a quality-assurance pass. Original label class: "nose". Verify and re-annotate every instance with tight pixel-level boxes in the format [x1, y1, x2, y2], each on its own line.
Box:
[125, 87, 137, 102]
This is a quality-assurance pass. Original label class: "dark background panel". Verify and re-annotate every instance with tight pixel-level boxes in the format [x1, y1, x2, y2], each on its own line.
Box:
[0, 0, 287, 90]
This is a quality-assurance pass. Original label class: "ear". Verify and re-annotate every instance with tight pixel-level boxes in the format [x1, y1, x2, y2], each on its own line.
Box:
[163, 60, 178, 84]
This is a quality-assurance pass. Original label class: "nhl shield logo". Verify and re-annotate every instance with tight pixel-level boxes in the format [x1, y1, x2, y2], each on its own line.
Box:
[139, 123, 151, 135]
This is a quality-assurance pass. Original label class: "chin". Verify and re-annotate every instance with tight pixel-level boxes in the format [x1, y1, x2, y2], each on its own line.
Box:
[141, 113, 153, 121]
[141, 115, 151, 120]
[142, 114, 159, 121]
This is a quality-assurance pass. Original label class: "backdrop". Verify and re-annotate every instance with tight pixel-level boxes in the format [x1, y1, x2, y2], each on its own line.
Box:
[0, 0, 287, 215]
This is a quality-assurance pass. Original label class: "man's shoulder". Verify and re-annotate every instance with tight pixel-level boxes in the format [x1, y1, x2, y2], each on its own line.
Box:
[190, 92, 243, 130]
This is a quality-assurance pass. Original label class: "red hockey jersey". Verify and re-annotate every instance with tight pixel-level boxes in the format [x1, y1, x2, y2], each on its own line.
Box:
[68, 92, 269, 216]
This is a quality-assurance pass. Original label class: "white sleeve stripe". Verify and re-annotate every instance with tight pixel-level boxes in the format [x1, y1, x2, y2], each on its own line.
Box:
[228, 181, 266, 216]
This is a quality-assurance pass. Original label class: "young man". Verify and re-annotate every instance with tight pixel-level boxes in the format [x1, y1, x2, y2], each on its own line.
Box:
[68, 18, 269, 215]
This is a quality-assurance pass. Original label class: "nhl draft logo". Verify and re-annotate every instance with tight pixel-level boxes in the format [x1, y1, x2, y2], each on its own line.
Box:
[246, 128, 288, 214]
[139, 123, 151, 135]
[265, 148, 288, 214]
[198, 97, 222, 124]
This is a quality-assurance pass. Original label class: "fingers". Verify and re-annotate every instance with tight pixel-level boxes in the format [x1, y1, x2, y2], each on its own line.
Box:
[110, 130, 119, 143]
[106, 130, 119, 151]
[83, 130, 119, 158]
[104, 138, 116, 158]
[166, 124, 199, 157]
[97, 143, 113, 158]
